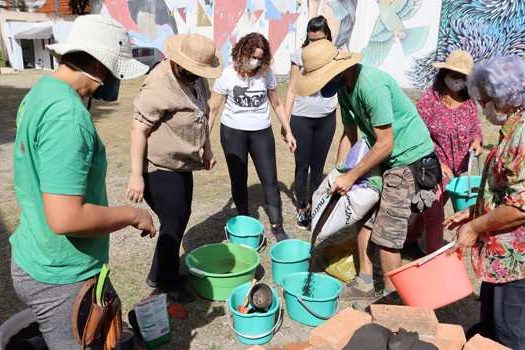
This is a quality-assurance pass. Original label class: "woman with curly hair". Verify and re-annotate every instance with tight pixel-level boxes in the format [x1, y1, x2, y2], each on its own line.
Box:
[406, 50, 483, 255]
[444, 55, 525, 349]
[209, 32, 296, 241]
[284, 16, 337, 230]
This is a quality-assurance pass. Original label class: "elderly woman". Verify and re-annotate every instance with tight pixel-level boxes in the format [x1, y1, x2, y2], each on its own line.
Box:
[407, 50, 483, 255]
[445, 55, 525, 349]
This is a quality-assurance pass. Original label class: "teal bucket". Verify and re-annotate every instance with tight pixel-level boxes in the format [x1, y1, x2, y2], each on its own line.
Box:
[270, 239, 311, 285]
[282, 272, 342, 327]
[227, 282, 281, 345]
[225, 216, 265, 251]
[446, 176, 482, 212]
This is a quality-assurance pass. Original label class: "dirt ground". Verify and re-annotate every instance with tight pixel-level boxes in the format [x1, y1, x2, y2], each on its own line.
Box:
[0, 71, 500, 349]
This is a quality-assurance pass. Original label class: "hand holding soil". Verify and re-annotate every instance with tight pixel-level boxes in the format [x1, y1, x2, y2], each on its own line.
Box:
[133, 208, 156, 238]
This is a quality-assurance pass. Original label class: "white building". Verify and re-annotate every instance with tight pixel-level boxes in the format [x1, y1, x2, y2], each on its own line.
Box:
[0, 10, 73, 71]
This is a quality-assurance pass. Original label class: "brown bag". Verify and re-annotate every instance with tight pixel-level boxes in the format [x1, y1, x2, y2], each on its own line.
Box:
[71, 276, 122, 350]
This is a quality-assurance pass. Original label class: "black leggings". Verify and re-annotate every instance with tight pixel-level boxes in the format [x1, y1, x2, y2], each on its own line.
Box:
[144, 170, 193, 288]
[220, 124, 282, 225]
[290, 111, 336, 210]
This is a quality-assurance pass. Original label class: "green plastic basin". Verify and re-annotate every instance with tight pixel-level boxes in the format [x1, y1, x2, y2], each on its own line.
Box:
[185, 243, 260, 301]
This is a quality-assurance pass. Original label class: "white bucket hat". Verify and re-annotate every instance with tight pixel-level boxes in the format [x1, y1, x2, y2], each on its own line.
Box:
[47, 15, 148, 80]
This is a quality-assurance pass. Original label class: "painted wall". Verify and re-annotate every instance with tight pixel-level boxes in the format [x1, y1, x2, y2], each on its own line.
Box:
[316, 0, 442, 88]
[92, 0, 444, 87]
[409, 0, 525, 90]
[92, 0, 308, 75]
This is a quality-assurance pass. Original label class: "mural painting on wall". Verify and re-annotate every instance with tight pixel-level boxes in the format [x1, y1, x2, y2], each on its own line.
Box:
[92, 0, 177, 49]
[409, 0, 525, 90]
[93, 0, 307, 75]
[361, 0, 430, 67]
[315, 0, 441, 88]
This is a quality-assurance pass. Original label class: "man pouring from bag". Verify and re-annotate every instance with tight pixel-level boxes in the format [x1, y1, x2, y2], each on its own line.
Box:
[296, 39, 440, 298]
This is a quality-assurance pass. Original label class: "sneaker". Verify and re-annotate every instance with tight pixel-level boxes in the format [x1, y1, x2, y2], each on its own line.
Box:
[295, 210, 310, 230]
[341, 276, 377, 300]
[270, 225, 290, 241]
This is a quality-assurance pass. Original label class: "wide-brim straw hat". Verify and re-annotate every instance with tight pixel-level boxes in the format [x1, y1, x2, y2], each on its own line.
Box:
[296, 39, 361, 96]
[165, 34, 222, 79]
[47, 15, 148, 80]
[433, 49, 474, 76]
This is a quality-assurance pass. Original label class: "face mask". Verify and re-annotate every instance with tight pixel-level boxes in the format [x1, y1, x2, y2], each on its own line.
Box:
[92, 73, 120, 102]
[444, 74, 466, 92]
[483, 101, 507, 125]
[180, 68, 199, 83]
[320, 74, 345, 97]
[246, 58, 262, 71]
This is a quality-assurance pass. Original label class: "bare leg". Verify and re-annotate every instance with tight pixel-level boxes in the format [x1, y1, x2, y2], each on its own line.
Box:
[379, 247, 402, 291]
[357, 226, 373, 275]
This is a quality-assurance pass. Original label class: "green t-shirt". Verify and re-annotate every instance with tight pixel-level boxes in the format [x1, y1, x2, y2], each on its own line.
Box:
[10, 76, 109, 284]
[338, 64, 434, 168]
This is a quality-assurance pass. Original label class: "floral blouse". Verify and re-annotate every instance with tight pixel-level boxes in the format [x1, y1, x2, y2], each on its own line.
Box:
[417, 88, 482, 176]
[471, 111, 525, 284]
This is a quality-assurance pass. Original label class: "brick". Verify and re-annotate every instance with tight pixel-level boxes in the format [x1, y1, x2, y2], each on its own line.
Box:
[463, 334, 511, 350]
[309, 307, 372, 350]
[370, 304, 438, 336]
[419, 323, 466, 350]
[284, 341, 311, 350]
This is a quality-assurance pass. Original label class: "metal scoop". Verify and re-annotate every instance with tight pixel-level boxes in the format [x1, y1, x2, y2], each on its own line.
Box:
[248, 283, 273, 312]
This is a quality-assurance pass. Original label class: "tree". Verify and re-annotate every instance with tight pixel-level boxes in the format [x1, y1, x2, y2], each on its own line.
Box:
[70, 0, 90, 15]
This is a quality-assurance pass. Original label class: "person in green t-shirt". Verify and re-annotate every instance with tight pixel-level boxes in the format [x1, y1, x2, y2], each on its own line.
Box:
[9, 15, 154, 349]
[296, 39, 438, 300]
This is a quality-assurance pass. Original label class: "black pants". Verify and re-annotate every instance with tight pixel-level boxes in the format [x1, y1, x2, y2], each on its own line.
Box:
[220, 124, 282, 225]
[144, 170, 193, 288]
[290, 111, 336, 209]
[473, 279, 525, 349]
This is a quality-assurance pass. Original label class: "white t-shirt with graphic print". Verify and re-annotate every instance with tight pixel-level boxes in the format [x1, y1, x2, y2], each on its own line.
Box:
[213, 64, 277, 131]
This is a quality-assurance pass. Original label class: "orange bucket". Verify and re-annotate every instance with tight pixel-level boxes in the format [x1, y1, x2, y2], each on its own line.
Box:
[386, 242, 473, 310]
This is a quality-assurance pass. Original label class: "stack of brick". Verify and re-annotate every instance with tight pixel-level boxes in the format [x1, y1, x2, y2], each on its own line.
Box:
[463, 334, 511, 349]
[371, 305, 466, 350]
[247, 305, 510, 350]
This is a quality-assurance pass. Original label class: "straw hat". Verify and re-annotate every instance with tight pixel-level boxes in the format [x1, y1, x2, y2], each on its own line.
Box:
[47, 15, 148, 80]
[165, 34, 222, 79]
[433, 50, 474, 76]
[296, 39, 361, 96]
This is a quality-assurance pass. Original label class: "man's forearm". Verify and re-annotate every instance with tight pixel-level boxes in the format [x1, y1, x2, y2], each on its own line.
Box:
[43, 194, 139, 237]
[344, 139, 391, 181]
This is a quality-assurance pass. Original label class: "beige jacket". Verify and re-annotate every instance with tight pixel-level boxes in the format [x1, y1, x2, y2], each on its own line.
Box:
[133, 60, 210, 172]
